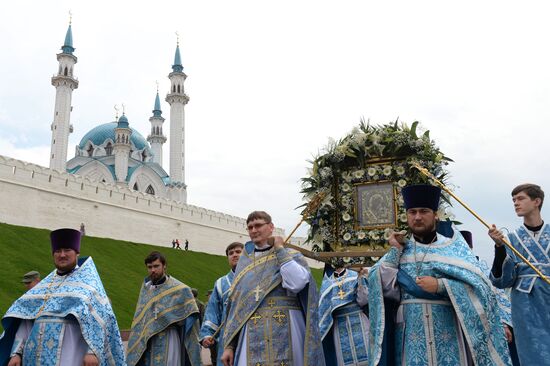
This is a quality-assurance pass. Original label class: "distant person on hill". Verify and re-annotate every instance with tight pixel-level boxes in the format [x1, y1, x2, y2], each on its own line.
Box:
[79, 222, 85, 236]
[185, 239, 189, 250]
[0, 228, 125, 366]
[175, 239, 182, 250]
[172, 239, 176, 249]
[200, 241, 244, 366]
[126, 251, 201, 366]
[20, 271, 41, 290]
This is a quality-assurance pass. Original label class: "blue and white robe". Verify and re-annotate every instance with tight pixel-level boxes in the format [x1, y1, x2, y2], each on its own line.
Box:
[490, 224, 550, 365]
[0, 257, 126, 366]
[368, 232, 512, 366]
[319, 269, 370, 366]
[199, 270, 234, 366]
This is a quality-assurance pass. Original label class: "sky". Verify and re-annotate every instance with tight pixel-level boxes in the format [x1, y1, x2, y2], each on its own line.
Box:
[1, 0, 549, 264]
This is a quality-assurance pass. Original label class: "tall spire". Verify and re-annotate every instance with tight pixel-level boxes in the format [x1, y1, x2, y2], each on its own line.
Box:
[172, 32, 183, 72]
[153, 87, 162, 117]
[61, 14, 74, 55]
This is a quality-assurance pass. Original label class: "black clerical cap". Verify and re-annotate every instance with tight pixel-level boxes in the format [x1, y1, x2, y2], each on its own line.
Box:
[402, 184, 441, 211]
[50, 228, 81, 253]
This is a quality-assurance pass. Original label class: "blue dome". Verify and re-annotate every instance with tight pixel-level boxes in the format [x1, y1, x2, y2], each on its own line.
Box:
[78, 122, 150, 150]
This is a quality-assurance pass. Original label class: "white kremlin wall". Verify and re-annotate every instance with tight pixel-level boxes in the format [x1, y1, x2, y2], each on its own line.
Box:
[0, 155, 285, 255]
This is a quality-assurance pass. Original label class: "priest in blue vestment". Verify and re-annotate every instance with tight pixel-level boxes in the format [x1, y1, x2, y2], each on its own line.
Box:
[489, 183, 550, 365]
[368, 185, 511, 366]
[126, 251, 201, 366]
[200, 241, 244, 366]
[0, 228, 126, 366]
[319, 266, 370, 366]
[221, 211, 325, 366]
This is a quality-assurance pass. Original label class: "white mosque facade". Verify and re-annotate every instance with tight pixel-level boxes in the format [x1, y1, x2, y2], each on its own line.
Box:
[51, 24, 187, 203]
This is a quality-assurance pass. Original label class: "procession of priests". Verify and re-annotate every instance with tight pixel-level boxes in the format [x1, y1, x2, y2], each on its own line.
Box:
[0, 182, 548, 366]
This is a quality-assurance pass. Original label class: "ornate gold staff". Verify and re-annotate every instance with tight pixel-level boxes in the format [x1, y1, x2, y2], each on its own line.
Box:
[411, 161, 550, 285]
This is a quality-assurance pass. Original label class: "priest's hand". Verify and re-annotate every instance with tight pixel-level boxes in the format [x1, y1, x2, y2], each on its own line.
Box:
[416, 276, 438, 293]
[389, 231, 406, 251]
[7, 354, 21, 366]
[221, 348, 234, 366]
[83, 354, 99, 366]
[488, 225, 505, 247]
[268, 236, 285, 249]
[202, 336, 216, 348]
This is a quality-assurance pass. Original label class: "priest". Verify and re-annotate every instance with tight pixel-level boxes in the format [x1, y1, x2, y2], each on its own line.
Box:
[319, 265, 370, 366]
[126, 251, 201, 366]
[368, 185, 511, 366]
[0, 228, 126, 366]
[221, 211, 325, 366]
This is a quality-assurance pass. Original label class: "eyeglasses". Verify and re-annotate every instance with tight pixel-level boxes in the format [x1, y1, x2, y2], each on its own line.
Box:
[246, 222, 269, 231]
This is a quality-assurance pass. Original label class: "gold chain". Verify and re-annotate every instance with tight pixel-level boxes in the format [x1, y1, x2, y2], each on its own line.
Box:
[36, 272, 73, 317]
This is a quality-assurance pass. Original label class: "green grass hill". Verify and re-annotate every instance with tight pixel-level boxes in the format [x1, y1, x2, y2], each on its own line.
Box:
[0, 222, 323, 331]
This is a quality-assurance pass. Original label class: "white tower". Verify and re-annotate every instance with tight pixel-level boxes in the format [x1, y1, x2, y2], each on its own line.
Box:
[50, 23, 79, 171]
[147, 91, 167, 166]
[166, 41, 189, 185]
[113, 114, 132, 183]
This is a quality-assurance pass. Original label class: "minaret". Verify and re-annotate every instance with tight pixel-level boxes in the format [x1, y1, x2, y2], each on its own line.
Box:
[165, 36, 189, 184]
[113, 113, 132, 183]
[50, 21, 79, 171]
[147, 88, 167, 166]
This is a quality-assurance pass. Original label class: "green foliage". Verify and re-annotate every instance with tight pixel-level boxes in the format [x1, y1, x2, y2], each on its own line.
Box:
[301, 119, 454, 265]
[0, 222, 323, 331]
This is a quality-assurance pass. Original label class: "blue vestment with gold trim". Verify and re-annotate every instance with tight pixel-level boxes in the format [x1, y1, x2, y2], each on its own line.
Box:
[0, 257, 126, 366]
[126, 275, 201, 366]
[224, 242, 325, 366]
[369, 232, 512, 366]
[490, 224, 550, 365]
[319, 269, 369, 366]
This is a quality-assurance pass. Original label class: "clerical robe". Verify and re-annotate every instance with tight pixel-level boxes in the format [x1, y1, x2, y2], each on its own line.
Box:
[0, 257, 126, 366]
[368, 232, 511, 366]
[199, 270, 234, 366]
[319, 268, 370, 366]
[126, 275, 202, 366]
[224, 242, 325, 366]
[490, 224, 550, 365]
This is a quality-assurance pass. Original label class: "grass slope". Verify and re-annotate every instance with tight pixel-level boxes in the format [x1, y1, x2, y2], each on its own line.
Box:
[0, 222, 323, 330]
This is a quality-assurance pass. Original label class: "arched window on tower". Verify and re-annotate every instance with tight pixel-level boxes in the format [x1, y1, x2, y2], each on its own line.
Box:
[177, 85, 181, 93]
[146, 185, 155, 195]
[87, 144, 94, 157]
[105, 142, 113, 156]
[133, 183, 139, 191]
[64, 67, 68, 76]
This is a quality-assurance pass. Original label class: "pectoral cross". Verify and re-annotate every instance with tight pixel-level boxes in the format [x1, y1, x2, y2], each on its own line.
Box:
[153, 305, 159, 320]
[254, 285, 263, 302]
[337, 288, 345, 300]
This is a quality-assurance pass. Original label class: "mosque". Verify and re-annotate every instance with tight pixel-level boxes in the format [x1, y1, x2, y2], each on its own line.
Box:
[50, 23, 188, 202]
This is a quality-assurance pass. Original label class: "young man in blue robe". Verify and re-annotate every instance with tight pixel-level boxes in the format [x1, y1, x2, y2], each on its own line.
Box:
[489, 183, 550, 365]
[221, 211, 325, 366]
[200, 241, 244, 366]
[319, 265, 370, 366]
[368, 185, 511, 366]
[126, 251, 201, 366]
[0, 228, 126, 366]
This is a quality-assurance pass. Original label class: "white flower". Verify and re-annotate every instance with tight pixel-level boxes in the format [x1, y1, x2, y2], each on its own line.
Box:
[368, 167, 377, 176]
[383, 228, 392, 240]
[342, 183, 351, 192]
[354, 170, 365, 179]
[343, 233, 352, 241]
[342, 172, 352, 182]
[398, 179, 407, 187]
[400, 213, 407, 222]
[383, 166, 392, 175]
[369, 231, 380, 240]
[342, 213, 351, 222]
[396, 166, 405, 175]
[343, 256, 351, 263]
[320, 167, 332, 179]
[357, 231, 366, 240]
